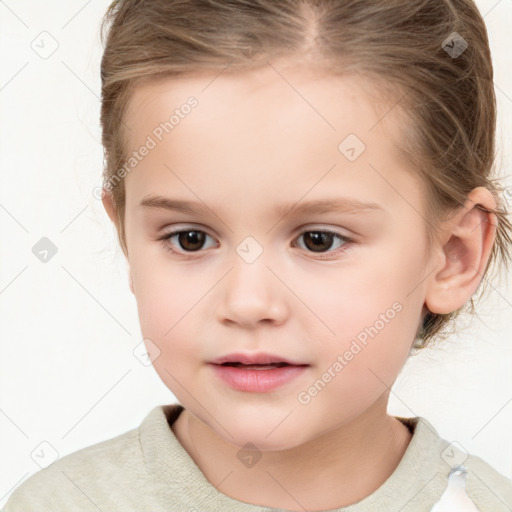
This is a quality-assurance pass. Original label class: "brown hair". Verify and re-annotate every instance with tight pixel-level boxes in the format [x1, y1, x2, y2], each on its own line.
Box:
[99, 0, 512, 349]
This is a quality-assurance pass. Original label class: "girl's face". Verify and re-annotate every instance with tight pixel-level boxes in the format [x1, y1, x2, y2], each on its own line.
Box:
[119, 63, 435, 450]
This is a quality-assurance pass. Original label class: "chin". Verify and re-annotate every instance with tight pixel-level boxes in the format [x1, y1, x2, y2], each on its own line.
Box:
[206, 412, 311, 452]
[226, 430, 305, 452]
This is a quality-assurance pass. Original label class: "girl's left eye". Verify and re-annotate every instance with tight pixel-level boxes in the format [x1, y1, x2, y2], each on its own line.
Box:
[292, 230, 352, 257]
[158, 228, 353, 258]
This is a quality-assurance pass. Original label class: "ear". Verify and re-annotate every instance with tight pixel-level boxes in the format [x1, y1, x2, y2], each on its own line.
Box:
[102, 188, 133, 291]
[424, 187, 497, 315]
[101, 188, 118, 226]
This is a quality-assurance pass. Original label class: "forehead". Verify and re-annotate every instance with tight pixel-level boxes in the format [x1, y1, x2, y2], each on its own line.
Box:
[124, 64, 401, 151]
[121, 64, 423, 223]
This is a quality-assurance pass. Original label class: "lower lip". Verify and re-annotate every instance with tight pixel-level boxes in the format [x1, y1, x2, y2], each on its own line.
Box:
[209, 364, 309, 392]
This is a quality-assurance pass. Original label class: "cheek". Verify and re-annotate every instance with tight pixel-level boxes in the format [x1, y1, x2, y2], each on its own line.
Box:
[131, 257, 215, 363]
[128, 252, 235, 408]
[297, 247, 424, 376]
[297, 301, 416, 424]
[298, 255, 419, 338]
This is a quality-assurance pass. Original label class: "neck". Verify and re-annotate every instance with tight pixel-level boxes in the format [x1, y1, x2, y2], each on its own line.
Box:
[171, 397, 412, 511]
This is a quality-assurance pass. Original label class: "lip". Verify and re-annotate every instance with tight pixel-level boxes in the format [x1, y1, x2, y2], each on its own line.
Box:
[209, 352, 310, 393]
[210, 352, 307, 366]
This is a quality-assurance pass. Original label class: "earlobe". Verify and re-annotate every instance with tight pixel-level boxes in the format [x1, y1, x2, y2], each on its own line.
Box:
[424, 187, 497, 315]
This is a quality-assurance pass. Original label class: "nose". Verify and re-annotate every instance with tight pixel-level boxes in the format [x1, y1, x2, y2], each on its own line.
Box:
[215, 250, 289, 328]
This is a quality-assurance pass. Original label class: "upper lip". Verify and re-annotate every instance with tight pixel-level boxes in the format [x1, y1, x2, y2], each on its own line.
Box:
[210, 352, 309, 366]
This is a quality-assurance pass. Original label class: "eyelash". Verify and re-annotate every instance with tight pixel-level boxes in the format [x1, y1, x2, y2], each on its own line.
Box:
[157, 227, 354, 260]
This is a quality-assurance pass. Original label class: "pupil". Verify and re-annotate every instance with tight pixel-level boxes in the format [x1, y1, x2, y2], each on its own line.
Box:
[304, 232, 333, 252]
[179, 231, 205, 251]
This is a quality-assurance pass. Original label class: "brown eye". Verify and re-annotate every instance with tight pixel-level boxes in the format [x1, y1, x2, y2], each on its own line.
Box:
[161, 229, 216, 254]
[294, 230, 352, 256]
[302, 231, 336, 252]
[175, 230, 206, 251]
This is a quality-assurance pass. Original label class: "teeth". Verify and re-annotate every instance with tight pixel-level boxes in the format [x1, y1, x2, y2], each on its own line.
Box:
[222, 362, 288, 369]
[242, 364, 281, 370]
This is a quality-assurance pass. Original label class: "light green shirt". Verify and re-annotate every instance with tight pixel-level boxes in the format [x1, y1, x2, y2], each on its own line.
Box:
[3, 404, 512, 511]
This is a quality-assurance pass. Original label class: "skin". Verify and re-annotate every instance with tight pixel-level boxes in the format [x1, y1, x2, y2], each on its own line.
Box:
[102, 59, 496, 511]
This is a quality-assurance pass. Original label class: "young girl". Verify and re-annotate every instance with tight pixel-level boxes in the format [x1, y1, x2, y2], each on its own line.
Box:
[4, 0, 512, 510]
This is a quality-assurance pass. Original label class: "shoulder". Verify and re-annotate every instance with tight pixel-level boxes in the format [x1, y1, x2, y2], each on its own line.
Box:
[2, 428, 142, 512]
[2, 406, 171, 512]
[404, 416, 512, 511]
[463, 451, 512, 509]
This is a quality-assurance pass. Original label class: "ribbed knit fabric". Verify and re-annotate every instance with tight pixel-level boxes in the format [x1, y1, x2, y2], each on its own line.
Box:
[3, 403, 512, 512]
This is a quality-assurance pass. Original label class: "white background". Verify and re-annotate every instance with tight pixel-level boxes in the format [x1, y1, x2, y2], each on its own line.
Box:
[1, 0, 511, 506]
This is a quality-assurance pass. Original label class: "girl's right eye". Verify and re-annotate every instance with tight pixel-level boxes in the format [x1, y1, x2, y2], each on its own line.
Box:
[159, 229, 217, 256]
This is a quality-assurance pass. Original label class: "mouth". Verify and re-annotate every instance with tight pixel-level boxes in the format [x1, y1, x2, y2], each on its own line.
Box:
[209, 354, 310, 392]
[217, 362, 296, 370]
[211, 352, 309, 367]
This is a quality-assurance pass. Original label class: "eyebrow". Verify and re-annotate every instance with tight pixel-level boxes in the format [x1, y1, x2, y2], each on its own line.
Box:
[139, 195, 383, 219]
